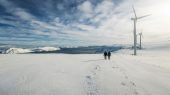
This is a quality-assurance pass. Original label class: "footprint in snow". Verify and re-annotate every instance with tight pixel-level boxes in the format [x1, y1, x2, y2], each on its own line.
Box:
[130, 81, 136, 87]
[86, 75, 91, 79]
[95, 65, 101, 71]
[121, 82, 126, 86]
[125, 75, 128, 79]
[134, 91, 139, 95]
[112, 66, 119, 69]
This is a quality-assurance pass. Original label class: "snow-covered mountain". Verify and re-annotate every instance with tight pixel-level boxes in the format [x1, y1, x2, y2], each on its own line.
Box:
[2, 48, 32, 54]
[1, 46, 122, 54]
[33, 47, 60, 52]
[2, 47, 60, 54]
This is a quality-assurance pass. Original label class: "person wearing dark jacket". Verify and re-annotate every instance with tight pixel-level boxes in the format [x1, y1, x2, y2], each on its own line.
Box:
[108, 51, 111, 60]
[104, 51, 107, 60]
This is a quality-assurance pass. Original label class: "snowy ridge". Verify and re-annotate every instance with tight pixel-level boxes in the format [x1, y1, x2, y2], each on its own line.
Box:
[2, 47, 60, 54]
[38, 47, 60, 51]
[33, 47, 60, 52]
[2, 48, 32, 54]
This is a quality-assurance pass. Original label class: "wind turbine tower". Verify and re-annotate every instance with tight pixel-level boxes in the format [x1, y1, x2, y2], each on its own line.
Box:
[138, 32, 143, 49]
[131, 6, 150, 55]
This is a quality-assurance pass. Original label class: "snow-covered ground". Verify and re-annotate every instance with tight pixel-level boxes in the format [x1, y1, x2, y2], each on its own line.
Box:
[0, 49, 170, 95]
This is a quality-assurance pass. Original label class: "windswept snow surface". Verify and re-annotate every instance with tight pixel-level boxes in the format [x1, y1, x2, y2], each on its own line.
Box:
[0, 49, 170, 95]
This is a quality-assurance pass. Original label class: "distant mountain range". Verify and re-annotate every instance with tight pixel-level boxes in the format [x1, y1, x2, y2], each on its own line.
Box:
[0, 46, 123, 54]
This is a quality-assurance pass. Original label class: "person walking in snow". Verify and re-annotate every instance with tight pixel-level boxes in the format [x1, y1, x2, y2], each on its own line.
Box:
[108, 51, 111, 60]
[104, 51, 107, 60]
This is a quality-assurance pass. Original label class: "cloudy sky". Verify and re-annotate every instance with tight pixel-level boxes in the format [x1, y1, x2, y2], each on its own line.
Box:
[0, 0, 170, 47]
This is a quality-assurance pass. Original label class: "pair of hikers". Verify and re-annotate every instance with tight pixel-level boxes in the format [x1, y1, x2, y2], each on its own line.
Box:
[104, 51, 111, 60]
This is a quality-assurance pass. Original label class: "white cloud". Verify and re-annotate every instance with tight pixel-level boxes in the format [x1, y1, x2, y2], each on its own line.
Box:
[75, 0, 170, 45]
[130, 0, 170, 43]
[78, 1, 93, 18]
[0, 0, 35, 21]
[13, 8, 34, 21]
[95, 0, 115, 14]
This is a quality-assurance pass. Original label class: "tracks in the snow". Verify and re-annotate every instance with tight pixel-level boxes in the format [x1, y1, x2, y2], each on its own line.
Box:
[84, 56, 142, 95]
[111, 58, 140, 95]
[85, 63, 102, 95]
[113, 55, 152, 95]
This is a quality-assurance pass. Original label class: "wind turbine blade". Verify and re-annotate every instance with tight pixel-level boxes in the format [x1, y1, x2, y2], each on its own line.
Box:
[137, 14, 151, 19]
[132, 6, 137, 18]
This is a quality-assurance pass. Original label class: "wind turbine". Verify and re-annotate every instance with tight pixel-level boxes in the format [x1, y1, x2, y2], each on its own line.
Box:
[131, 6, 150, 55]
[136, 29, 143, 49]
[138, 32, 143, 49]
